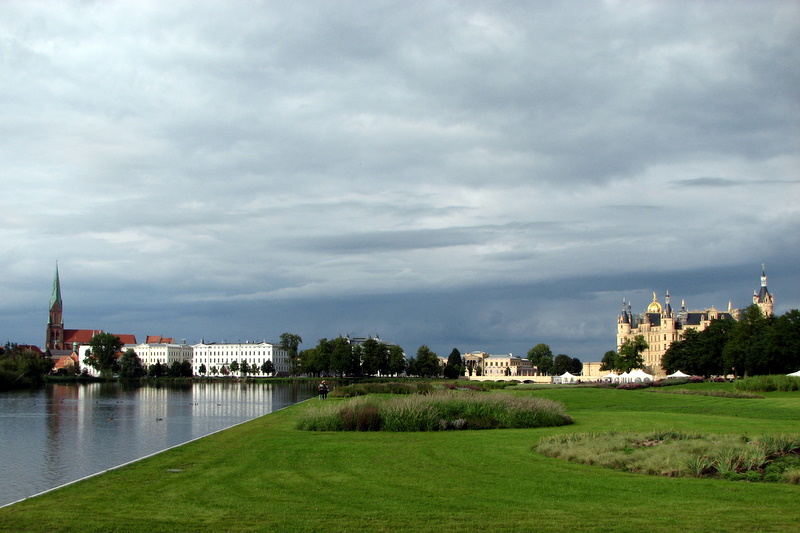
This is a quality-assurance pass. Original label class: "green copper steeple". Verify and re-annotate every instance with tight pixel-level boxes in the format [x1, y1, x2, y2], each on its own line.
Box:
[50, 263, 62, 310]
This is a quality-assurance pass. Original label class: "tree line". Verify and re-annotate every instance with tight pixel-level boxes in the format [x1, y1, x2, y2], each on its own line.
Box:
[0, 343, 54, 388]
[296, 336, 409, 377]
[526, 343, 582, 376]
[662, 305, 800, 378]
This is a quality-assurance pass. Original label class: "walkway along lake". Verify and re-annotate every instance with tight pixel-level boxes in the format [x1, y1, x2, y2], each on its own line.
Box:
[0, 381, 315, 507]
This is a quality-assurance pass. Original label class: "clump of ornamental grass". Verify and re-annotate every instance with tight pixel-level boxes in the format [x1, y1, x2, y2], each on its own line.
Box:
[734, 375, 800, 392]
[296, 391, 572, 432]
[535, 431, 800, 483]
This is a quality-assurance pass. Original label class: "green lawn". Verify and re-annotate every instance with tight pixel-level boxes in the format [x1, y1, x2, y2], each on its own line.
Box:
[1, 384, 798, 532]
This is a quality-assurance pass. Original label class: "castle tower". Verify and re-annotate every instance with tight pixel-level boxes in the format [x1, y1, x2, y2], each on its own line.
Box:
[617, 299, 631, 336]
[46, 264, 64, 350]
[753, 264, 774, 317]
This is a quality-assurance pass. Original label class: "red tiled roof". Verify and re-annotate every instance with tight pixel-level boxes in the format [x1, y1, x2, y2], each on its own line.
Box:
[62, 330, 137, 345]
[145, 335, 174, 344]
[16, 345, 44, 355]
[114, 334, 137, 344]
[63, 329, 104, 344]
[54, 354, 79, 370]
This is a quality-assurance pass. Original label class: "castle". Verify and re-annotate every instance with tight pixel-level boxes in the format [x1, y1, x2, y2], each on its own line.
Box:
[616, 266, 774, 376]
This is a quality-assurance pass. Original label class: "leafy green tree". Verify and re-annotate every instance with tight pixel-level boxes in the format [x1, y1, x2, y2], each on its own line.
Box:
[387, 345, 406, 376]
[599, 350, 618, 372]
[240, 359, 250, 376]
[527, 344, 554, 375]
[617, 335, 648, 372]
[148, 362, 166, 378]
[0, 345, 54, 387]
[762, 309, 800, 374]
[406, 356, 418, 377]
[723, 305, 768, 377]
[663, 319, 733, 377]
[553, 354, 572, 375]
[414, 345, 441, 377]
[229, 360, 240, 375]
[351, 344, 364, 376]
[361, 338, 388, 376]
[443, 348, 463, 379]
[84, 333, 123, 377]
[168, 360, 182, 377]
[330, 337, 355, 377]
[662, 330, 696, 375]
[301, 339, 334, 376]
[570, 357, 582, 374]
[280, 333, 303, 376]
[118, 349, 145, 379]
[198, 363, 207, 376]
[209, 365, 218, 375]
[260, 360, 275, 375]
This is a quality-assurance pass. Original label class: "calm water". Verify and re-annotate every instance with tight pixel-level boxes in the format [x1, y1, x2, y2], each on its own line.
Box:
[0, 381, 315, 507]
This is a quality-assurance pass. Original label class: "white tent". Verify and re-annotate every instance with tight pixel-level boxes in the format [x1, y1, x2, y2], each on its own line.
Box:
[666, 370, 690, 379]
[553, 371, 577, 384]
[602, 372, 620, 383]
[787, 370, 800, 377]
[623, 369, 653, 383]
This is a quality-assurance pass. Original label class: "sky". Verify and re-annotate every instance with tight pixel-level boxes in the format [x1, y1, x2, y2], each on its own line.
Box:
[1, 0, 798, 362]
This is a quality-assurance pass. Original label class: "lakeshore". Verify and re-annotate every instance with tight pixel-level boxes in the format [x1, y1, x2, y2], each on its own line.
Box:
[0, 382, 798, 532]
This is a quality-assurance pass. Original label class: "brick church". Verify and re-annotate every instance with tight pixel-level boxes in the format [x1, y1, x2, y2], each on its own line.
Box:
[45, 264, 136, 357]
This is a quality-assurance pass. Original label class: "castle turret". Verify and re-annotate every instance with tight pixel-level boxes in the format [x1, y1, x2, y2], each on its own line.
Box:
[618, 299, 631, 336]
[753, 264, 774, 317]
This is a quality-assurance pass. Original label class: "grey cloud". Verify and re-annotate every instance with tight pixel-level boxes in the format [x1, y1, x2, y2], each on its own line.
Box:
[0, 1, 798, 358]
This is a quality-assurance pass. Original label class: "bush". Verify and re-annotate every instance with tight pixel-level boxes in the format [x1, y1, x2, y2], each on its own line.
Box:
[617, 382, 651, 390]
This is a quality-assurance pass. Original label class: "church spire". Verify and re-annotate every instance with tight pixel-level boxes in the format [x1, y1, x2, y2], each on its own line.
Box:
[46, 262, 64, 350]
[50, 262, 62, 310]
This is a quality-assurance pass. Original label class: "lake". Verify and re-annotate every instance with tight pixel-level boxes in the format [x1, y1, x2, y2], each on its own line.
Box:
[0, 381, 315, 507]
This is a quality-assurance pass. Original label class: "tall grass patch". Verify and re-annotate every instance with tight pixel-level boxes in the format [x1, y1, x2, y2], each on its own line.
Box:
[735, 375, 800, 392]
[297, 391, 572, 431]
[536, 431, 800, 482]
[328, 382, 432, 397]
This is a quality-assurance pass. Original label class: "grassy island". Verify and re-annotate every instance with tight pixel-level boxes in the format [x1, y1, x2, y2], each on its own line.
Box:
[1, 382, 798, 532]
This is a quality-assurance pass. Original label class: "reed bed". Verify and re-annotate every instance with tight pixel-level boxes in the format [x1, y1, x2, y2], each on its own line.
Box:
[734, 375, 800, 392]
[297, 390, 572, 431]
[328, 381, 433, 397]
[535, 431, 800, 482]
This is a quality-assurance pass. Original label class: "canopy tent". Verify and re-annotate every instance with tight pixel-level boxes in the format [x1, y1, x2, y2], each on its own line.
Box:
[787, 370, 800, 377]
[601, 372, 621, 382]
[622, 369, 654, 383]
[553, 371, 578, 384]
[666, 370, 691, 379]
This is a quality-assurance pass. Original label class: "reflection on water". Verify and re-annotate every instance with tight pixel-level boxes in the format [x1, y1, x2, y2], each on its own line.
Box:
[0, 381, 314, 507]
